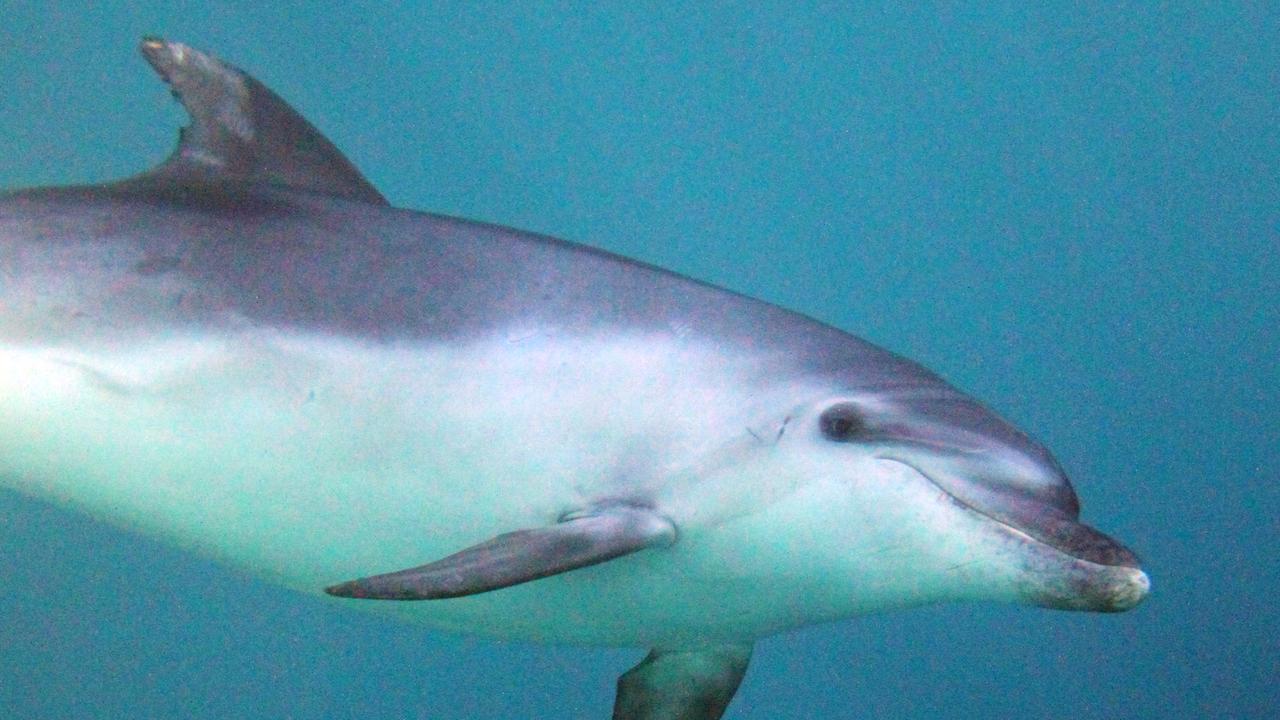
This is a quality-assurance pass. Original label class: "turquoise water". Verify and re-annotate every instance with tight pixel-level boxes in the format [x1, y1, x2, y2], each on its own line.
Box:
[1, 3, 1275, 718]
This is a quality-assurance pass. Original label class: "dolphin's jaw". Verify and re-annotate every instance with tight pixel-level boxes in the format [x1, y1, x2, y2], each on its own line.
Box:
[1026, 555, 1151, 613]
[867, 454, 1149, 612]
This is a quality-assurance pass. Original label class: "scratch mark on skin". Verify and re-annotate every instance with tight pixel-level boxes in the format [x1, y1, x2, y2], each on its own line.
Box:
[775, 415, 791, 443]
[864, 543, 903, 558]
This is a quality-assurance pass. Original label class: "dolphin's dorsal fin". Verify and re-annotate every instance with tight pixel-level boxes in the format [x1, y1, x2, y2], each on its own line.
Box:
[129, 38, 388, 205]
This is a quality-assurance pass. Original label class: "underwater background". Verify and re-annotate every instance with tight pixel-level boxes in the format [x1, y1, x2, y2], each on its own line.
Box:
[0, 3, 1274, 718]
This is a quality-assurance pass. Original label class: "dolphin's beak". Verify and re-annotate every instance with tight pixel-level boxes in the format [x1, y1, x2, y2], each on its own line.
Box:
[881, 454, 1150, 612]
[993, 506, 1150, 612]
[1011, 513, 1150, 613]
[1036, 553, 1150, 612]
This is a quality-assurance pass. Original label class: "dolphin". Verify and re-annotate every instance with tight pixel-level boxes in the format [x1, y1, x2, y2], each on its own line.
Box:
[0, 39, 1149, 719]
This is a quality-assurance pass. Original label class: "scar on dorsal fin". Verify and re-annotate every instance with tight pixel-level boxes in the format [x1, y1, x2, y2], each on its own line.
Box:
[123, 38, 387, 205]
[324, 505, 677, 600]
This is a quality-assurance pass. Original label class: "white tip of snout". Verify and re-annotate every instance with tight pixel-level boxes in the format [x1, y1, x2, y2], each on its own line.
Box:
[1104, 567, 1151, 612]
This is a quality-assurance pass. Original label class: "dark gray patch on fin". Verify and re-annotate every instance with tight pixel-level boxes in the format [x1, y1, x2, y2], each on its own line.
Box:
[613, 644, 753, 720]
[324, 505, 676, 600]
[124, 38, 387, 205]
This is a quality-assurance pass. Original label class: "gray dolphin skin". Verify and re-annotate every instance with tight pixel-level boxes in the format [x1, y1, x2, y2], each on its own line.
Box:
[0, 40, 1149, 719]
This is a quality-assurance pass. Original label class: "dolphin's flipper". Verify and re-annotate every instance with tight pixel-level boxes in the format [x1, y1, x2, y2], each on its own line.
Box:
[613, 645, 753, 720]
[325, 506, 676, 600]
[124, 38, 387, 205]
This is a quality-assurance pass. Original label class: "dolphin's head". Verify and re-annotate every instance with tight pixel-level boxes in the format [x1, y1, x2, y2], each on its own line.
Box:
[780, 359, 1149, 615]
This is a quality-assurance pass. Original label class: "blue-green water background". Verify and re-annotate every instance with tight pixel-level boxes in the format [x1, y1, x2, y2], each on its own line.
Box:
[0, 3, 1275, 718]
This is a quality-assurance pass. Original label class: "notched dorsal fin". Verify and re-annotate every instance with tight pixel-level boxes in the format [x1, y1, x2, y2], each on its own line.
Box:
[133, 37, 388, 205]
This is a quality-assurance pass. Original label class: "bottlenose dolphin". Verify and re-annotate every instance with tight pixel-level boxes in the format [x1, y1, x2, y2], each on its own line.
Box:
[0, 39, 1149, 718]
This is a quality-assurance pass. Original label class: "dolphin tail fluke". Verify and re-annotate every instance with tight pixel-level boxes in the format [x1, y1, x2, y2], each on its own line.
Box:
[117, 38, 388, 205]
[324, 505, 676, 600]
[613, 644, 753, 720]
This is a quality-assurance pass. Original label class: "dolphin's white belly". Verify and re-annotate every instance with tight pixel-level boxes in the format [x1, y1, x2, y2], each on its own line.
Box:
[0, 327, 1021, 645]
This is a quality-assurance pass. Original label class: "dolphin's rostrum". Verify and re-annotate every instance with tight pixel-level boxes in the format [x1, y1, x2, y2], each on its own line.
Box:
[0, 39, 1149, 718]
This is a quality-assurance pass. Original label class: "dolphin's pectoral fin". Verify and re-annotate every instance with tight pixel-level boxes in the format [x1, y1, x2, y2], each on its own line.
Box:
[121, 38, 387, 205]
[324, 505, 676, 600]
[613, 644, 753, 720]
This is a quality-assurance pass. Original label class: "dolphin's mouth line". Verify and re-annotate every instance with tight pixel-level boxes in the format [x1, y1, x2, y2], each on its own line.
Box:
[875, 455, 1137, 569]
[876, 454, 1016, 535]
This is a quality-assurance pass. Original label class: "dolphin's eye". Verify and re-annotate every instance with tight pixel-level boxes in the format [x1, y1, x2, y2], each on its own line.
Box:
[819, 403, 868, 442]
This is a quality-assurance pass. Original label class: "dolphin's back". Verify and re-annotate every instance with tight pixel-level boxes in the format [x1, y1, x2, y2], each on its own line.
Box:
[0, 179, 936, 393]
